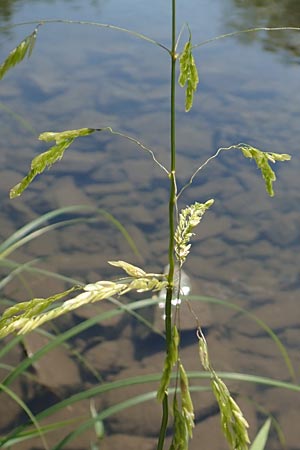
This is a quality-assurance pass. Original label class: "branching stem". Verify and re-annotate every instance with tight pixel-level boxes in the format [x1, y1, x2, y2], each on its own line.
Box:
[177, 144, 241, 199]
[97, 127, 169, 175]
[0, 19, 171, 54]
[193, 26, 300, 49]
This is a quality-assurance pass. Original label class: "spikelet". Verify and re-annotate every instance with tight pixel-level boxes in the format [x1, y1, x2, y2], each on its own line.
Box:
[0, 261, 167, 338]
[174, 200, 214, 266]
[198, 334, 250, 450]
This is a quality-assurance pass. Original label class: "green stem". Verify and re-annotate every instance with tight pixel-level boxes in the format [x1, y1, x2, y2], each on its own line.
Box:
[157, 1, 177, 449]
[193, 26, 300, 49]
[167, 0, 177, 353]
[1, 19, 170, 53]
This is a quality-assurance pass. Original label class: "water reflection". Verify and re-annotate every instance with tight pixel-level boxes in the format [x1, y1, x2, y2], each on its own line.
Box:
[224, 0, 300, 62]
[0, 0, 108, 29]
[0, 1, 300, 449]
[0, 0, 20, 22]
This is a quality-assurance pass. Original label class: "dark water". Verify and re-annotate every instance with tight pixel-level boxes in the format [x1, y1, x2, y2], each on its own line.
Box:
[0, 1, 300, 449]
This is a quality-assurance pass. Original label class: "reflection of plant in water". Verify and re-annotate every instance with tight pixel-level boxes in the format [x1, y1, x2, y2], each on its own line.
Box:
[0, 2, 298, 450]
[0, 0, 21, 23]
[224, 0, 300, 61]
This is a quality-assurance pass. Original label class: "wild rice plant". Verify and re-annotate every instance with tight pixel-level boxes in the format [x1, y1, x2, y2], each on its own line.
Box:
[0, 1, 299, 449]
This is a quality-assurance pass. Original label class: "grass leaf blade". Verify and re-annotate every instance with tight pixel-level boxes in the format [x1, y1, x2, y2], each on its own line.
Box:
[250, 418, 272, 450]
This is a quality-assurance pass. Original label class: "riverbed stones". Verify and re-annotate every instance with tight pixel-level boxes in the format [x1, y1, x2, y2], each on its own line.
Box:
[84, 338, 135, 376]
[22, 331, 82, 391]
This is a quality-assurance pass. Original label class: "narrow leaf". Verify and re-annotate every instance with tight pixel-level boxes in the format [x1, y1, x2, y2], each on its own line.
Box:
[0, 28, 38, 80]
[250, 419, 271, 450]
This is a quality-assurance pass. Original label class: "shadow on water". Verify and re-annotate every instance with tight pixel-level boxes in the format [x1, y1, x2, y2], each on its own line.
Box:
[222, 0, 300, 62]
[0, 1, 300, 449]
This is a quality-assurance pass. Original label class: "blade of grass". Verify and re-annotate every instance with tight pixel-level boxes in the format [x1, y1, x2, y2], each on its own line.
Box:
[0, 415, 86, 448]
[186, 295, 296, 382]
[2, 368, 299, 447]
[250, 418, 272, 450]
[0, 383, 48, 450]
[0, 258, 81, 285]
[51, 389, 190, 450]
[0, 205, 141, 260]
[1, 297, 161, 387]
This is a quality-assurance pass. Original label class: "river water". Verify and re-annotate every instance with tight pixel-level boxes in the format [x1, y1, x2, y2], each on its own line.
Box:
[0, 1, 300, 449]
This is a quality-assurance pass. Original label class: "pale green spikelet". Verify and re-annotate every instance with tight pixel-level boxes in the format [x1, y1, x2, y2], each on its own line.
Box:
[39, 128, 96, 143]
[211, 376, 250, 450]
[179, 363, 195, 438]
[108, 260, 146, 277]
[174, 199, 214, 266]
[157, 325, 179, 401]
[178, 34, 199, 112]
[0, 261, 167, 338]
[168, 363, 195, 450]
[236, 144, 291, 197]
[125, 277, 167, 293]
[198, 332, 250, 450]
[169, 396, 189, 450]
[198, 334, 210, 371]
[10, 128, 96, 198]
[0, 27, 38, 80]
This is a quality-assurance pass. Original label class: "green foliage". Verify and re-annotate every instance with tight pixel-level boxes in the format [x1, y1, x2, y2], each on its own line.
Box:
[178, 37, 199, 112]
[0, 27, 38, 80]
[237, 144, 291, 196]
[0, 285, 297, 448]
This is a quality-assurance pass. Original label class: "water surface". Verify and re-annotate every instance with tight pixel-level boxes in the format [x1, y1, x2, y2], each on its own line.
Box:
[0, 1, 300, 449]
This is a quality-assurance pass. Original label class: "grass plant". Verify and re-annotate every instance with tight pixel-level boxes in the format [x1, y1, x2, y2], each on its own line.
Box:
[0, 1, 299, 449]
